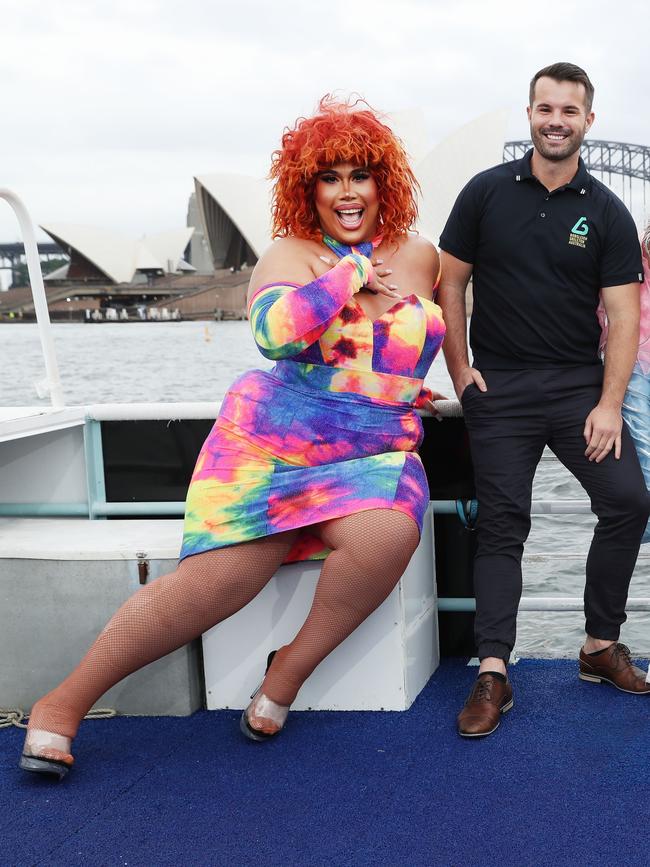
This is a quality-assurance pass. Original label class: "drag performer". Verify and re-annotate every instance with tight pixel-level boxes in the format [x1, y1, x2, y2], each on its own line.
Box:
[21, 96, 446, 778]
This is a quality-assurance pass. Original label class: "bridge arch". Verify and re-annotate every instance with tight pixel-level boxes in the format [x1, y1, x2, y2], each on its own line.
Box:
[504, 140, 650, 225]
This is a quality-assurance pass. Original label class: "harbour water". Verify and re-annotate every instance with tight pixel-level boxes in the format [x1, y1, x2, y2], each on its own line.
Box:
[2, 321, 649, 656]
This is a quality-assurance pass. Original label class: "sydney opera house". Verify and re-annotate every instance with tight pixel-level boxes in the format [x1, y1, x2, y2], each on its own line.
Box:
[41, 225, 196, 284]
[0, 112, 507, 321]
[192, 110, 508, 276]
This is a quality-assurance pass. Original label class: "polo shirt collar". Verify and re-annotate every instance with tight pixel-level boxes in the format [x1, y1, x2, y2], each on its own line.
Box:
[513, 148, 592, 195]
[513, 149, 535, 182]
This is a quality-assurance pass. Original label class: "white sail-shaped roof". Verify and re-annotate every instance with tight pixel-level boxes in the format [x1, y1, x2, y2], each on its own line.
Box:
[41, 224, 195, 283]
[387, 109, 430, 165]
[415, 110, 509, 242]
[42, 223, 138, 284]
[194, 174, 271, 267]
[133, 242, 162, 272]
[143, 228, 194, 272]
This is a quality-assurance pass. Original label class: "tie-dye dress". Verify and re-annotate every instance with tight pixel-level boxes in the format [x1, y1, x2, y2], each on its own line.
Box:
[180, 241, 446, 564]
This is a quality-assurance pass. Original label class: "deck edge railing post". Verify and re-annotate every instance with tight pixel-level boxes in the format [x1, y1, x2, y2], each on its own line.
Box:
[0, 188, 64, 409]
[83, 417, 107, 520]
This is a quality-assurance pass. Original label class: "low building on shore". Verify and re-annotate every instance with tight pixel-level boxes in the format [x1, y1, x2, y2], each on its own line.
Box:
[0, 268, 250, 323]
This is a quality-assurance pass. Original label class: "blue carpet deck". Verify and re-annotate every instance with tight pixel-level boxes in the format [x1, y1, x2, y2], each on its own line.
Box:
[2, 659, 650, 867]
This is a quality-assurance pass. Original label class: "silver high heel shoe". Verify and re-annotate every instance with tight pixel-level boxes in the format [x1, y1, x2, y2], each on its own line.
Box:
[19, 729, 74, 781]
[240, 650, 290, 742]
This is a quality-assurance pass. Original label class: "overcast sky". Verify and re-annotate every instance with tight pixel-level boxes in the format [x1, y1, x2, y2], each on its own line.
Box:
[1, 0, 648, 253]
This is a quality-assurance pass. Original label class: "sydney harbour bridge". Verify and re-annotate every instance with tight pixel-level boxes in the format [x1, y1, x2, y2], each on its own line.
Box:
[504, 139, 650, 225]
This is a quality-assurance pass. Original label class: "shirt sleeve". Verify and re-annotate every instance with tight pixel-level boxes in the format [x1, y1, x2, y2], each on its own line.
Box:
[600, 200, 643, 288]
[438, 174, 485, 265]
[247, 253, 373, 360]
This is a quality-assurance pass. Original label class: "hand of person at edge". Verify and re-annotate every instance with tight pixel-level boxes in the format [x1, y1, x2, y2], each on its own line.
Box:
[318, 255, 400, 299]
[583, 404, 623, 462]
[453, 365, 487, 400]
[421, 391, 450, 418]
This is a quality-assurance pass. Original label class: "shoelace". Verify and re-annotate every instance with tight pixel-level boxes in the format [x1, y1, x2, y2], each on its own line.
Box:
[472, 678, 495, 702]
[612, 643, 632, 665]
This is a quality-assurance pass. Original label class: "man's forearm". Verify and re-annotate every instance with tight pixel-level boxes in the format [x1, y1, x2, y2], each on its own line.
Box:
[601, 317, 638, 408]
[438, 283, 470, 381]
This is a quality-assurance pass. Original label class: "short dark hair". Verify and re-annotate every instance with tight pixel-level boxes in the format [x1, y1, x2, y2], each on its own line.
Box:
[529, 62, 594, 112]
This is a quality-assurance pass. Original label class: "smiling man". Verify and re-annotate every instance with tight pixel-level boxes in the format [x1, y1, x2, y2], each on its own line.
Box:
[438, 62, 650, 738]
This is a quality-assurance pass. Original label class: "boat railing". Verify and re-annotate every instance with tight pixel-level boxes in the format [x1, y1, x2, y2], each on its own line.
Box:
[2, 402, 649, 612]
[0, 189, 64, 409]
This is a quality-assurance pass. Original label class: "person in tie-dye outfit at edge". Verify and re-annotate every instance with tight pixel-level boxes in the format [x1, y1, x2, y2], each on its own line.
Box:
[21, 96, 447, 779]
[600, 226, 650, 542]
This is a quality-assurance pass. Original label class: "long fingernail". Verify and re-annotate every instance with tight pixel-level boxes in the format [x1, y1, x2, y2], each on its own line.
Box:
[319, 256, 331, 263]
[389, 284, 399, 289]
[375, 258, 384, 265]
[383, 269, 392, 275]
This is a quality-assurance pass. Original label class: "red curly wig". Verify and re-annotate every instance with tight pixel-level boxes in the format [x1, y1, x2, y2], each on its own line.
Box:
[270, 95, 419, 244]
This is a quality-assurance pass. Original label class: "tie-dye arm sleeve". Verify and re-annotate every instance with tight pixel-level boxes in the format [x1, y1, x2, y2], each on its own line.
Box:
[248, 253, 373, 360]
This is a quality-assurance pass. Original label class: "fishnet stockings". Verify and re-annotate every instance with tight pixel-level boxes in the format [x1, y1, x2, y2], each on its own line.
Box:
[27, 532, 298, 741]
[27, 509, 419, 748]
[259, 509, 419, 706]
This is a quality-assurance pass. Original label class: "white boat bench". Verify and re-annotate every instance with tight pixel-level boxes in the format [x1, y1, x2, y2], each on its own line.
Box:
[0, 517, 202, 716]
[0, 510, 439, 715]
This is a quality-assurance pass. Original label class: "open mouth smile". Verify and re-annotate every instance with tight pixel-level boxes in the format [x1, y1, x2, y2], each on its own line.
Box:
[542, 130, 570, 142]
[335, 207, 364, 230]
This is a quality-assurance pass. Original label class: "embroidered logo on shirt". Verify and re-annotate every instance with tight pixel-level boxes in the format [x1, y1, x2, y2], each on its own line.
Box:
[569, 216, 589, 248]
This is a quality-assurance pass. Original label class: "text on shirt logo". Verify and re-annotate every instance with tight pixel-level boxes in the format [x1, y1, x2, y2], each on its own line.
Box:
[569, 216, 589, 248]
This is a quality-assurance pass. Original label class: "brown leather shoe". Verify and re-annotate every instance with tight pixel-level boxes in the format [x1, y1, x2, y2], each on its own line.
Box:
[579, 643, 650, 694]
[457, 673, 514, 738]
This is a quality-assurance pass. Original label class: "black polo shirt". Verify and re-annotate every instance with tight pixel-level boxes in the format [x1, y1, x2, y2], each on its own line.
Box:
[439, 149, 643, 369]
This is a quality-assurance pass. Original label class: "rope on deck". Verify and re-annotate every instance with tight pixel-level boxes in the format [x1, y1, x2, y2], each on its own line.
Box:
[0, 707, 117, 730]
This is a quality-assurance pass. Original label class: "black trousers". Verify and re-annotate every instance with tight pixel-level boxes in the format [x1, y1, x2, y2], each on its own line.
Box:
[461, 366, 650, 662]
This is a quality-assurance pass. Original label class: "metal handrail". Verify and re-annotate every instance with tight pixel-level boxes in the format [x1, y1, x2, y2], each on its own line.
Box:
[439, 597, 650, 612]
[0, 497, 598, 518]
[0, 189, 64, 408]
[2, 496, 649, 610]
